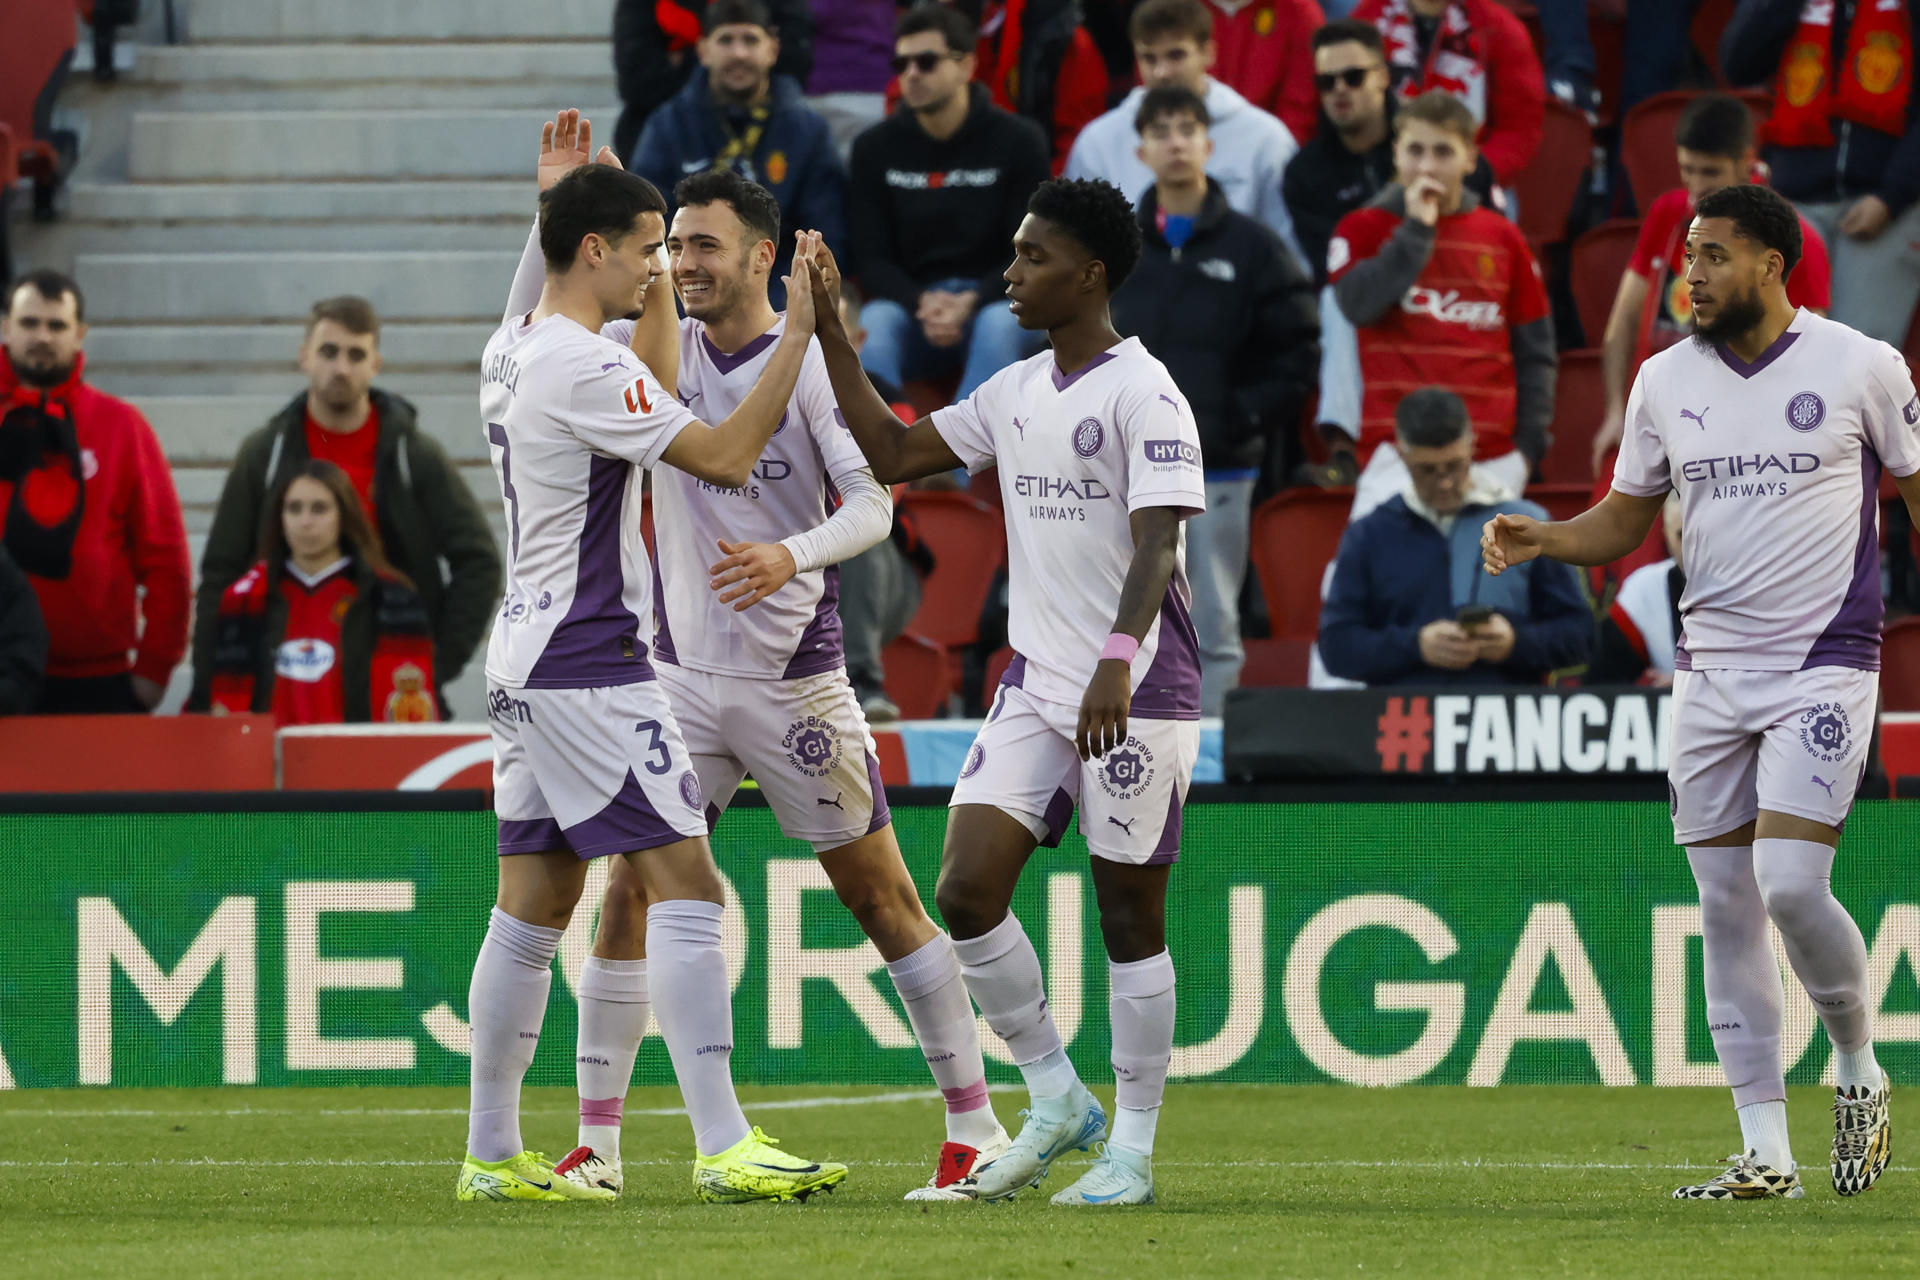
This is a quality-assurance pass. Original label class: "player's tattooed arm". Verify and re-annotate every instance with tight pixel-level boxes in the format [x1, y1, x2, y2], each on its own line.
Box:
[1077, 506, 1181, 762]
[1481, 489, 1666, 575]
[806, 241, 964, 484]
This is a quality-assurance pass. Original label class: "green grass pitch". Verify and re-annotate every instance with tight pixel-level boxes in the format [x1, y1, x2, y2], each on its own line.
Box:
[3, 1084, 1914, 1278]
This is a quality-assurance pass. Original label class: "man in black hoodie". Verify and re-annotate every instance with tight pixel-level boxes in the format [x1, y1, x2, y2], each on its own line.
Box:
[1112, 86, 1320, 716]
[848, 3, 1052, 399]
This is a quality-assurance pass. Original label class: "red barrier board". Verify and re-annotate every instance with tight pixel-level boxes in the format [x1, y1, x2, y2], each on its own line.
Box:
[0, 714, 275, 791]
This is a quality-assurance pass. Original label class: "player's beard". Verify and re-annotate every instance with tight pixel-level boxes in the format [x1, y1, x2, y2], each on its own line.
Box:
[1689, 281, 1767, 351]
[681, 272, 744, 323]
[11, 352, 75, 388]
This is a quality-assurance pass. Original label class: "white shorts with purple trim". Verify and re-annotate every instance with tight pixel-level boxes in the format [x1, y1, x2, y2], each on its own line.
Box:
[658, 662, 891, 853]
[951, 683, 1197, 866]
[489, 680, 710, 859]
[1668, 666, 1878, 844]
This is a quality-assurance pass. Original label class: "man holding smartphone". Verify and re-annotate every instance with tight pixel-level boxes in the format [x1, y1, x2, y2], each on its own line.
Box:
[1318, 387, 1590, 685]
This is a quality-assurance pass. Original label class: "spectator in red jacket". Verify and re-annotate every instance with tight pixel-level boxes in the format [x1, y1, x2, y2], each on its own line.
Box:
[1349, 0, 1545, 188]
[1204, 0, 1327, 142]
[0, 270, 189, 713]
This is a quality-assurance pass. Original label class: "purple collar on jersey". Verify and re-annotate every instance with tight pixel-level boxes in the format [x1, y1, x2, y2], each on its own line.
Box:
[1050, 347, 1118, 392]
[1714, 328, 1799, 380]
[700, 325, 780, 374]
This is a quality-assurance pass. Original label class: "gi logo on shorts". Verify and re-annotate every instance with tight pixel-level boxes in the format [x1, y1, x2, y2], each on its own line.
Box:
[1799, 702, 1852, 763]
[1073, 417, 1105, 459]
[679, 771, 703, 811]
[1785, 391, 1826, 433]
[960, 743, 985, 779]
[782, 716, 842, 778]
[1097, 737, 1156, 801]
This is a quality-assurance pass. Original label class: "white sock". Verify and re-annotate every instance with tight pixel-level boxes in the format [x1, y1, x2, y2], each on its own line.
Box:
[1109, 1106, 1159, 1160]
[1687, 847, 1787, 1109]
[1737, 1099, 1794, 1171]
[576, 956, 649, 1160]
[886, 933, 1000, 1146]
[951, 914, 1077, 1099]
[1753, 838, 1872, 1056]
[466, 907, 562, 1163]
[1834, 1042, 1884, 1093]
[646, 900, 751, 1157]
[1109, 951, 1176, 1129]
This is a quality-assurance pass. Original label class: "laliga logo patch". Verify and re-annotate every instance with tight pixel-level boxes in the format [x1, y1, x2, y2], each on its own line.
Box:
[1785, 391, 1826, 433]
[1799, 701, 1851, 764]
[1097, 737, 1156, 801]
[275, 638, 337, 683]
[1073, 416, 1105, 459]
[679, 770, 703, 811]
[781, 715, 843, 778]
[960, 743, 985, 779]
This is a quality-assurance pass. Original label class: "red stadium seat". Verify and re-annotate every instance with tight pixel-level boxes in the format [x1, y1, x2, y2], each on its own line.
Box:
[899, 490, 1006, 647]
[1568, 218, 1642, 348]
[1884, 618, 1920, 712]
[1514, 99, 1593, 247]
[1239, 637, 1312, 688]
[1249, 488, 1352, 642]
[1523, 483, 1594, 523]
[1541, 348, 1606, 484]
[1622, 88, 1773, 209]
[882, 632, 955, 720]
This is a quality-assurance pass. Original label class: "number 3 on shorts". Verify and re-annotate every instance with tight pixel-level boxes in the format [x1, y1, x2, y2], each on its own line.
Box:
[634, 719, 672, 775]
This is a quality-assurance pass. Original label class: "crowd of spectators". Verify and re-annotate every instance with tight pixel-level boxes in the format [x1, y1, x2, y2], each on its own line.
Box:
[4, 0, 1919, 723]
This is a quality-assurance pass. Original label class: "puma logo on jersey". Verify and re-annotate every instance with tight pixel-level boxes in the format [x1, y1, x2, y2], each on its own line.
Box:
[623, 378, 653, 415]
[1681, 406, 1711, 431]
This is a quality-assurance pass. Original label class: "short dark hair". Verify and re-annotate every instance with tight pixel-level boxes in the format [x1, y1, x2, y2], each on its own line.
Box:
[703, 0, 773, 35]
[1692, 183, 1803, 277]
[1134, 85, 1210, 135]
[1395, 387, 1472, 448]
[306, 295, 379, 341]
[896, 2, 976, 54]
[1130, 0, 1214, 47]
[673, 168, 782, 247]
[1395, 89, 1478, 146]
[538, 164, 669, 270]
[1027, 178, 1143, 293]
[1674, 92, 1755, 161]
[1312, 18, 1386, 58]
[6, 269, 84, 323]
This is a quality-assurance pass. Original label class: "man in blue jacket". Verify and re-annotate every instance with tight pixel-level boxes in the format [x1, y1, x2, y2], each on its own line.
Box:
[632, 0, 847, 306]
[1319, 387, 1590, 686]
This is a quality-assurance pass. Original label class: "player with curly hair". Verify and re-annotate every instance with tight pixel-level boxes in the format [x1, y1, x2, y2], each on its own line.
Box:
[805, 177, 1204, 1207]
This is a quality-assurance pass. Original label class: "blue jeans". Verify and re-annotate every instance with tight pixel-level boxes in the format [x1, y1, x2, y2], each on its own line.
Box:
[1187, 474, 1257, 717]
[859, 277, 1043, 400]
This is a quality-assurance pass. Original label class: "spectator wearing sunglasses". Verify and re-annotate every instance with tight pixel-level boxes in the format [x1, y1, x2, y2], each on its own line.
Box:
[848, 3, 1052, 399]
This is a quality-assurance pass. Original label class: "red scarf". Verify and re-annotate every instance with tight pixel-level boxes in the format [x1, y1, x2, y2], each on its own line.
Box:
[1374, 0, 1490, 125]
[1765, 0, 1911, 147]
[656, 0, 701, 53]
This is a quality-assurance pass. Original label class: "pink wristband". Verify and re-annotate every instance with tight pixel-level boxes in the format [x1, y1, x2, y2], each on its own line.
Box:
[1099, 633, 1140, 664]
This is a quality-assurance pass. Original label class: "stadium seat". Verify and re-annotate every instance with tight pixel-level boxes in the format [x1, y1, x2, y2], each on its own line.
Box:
[982, 644, 1014, 708]
[1239, 637, 1312, 689]
[1541, 348, 1605, 484]
[1568, 219, 1642, 348]
[1523, 483, 1594, 523]
[1249, 488, 1352, 642]
[1513, 99, 1593, 247]
[882, 632, 955, 720]
[0, 3, 75, 192]
[1622, 88, 1773, 209]
[1884, 618, 1920, 711]
[899, 490, 1006, 647]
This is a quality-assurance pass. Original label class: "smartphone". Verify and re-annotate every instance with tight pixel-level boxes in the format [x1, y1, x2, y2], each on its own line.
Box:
[1456, 604, 1495, 628]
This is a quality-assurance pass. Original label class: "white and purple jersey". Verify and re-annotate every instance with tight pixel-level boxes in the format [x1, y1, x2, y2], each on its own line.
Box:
[602, 315, 878, 679]
[480, 313, 697, 689]
[930, 336, 1208, 716]
[1613, 309, 1920, 672]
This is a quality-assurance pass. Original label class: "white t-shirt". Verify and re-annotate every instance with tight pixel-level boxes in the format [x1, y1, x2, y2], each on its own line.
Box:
[1613, 309, 1920, 671]
[480, 312, 697, 689]
[931, 336, 1208, 716]
[603, 315, 881, 679]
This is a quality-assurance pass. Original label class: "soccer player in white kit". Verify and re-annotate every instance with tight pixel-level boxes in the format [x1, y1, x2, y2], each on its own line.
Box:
[458, 111, 844, 1204]
[807, 178, 1208, 1207]
[535, 168, 1008, 1202]
[1484, 184, 1920, 1201]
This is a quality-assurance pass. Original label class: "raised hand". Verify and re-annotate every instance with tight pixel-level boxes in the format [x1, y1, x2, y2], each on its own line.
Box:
[807, 235, 845, 324]
[782, 231, 819, 336]
[537, 109, 621, 191]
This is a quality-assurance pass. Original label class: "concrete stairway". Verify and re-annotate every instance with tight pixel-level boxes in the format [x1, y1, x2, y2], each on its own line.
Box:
[14, 0, 623, 714]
